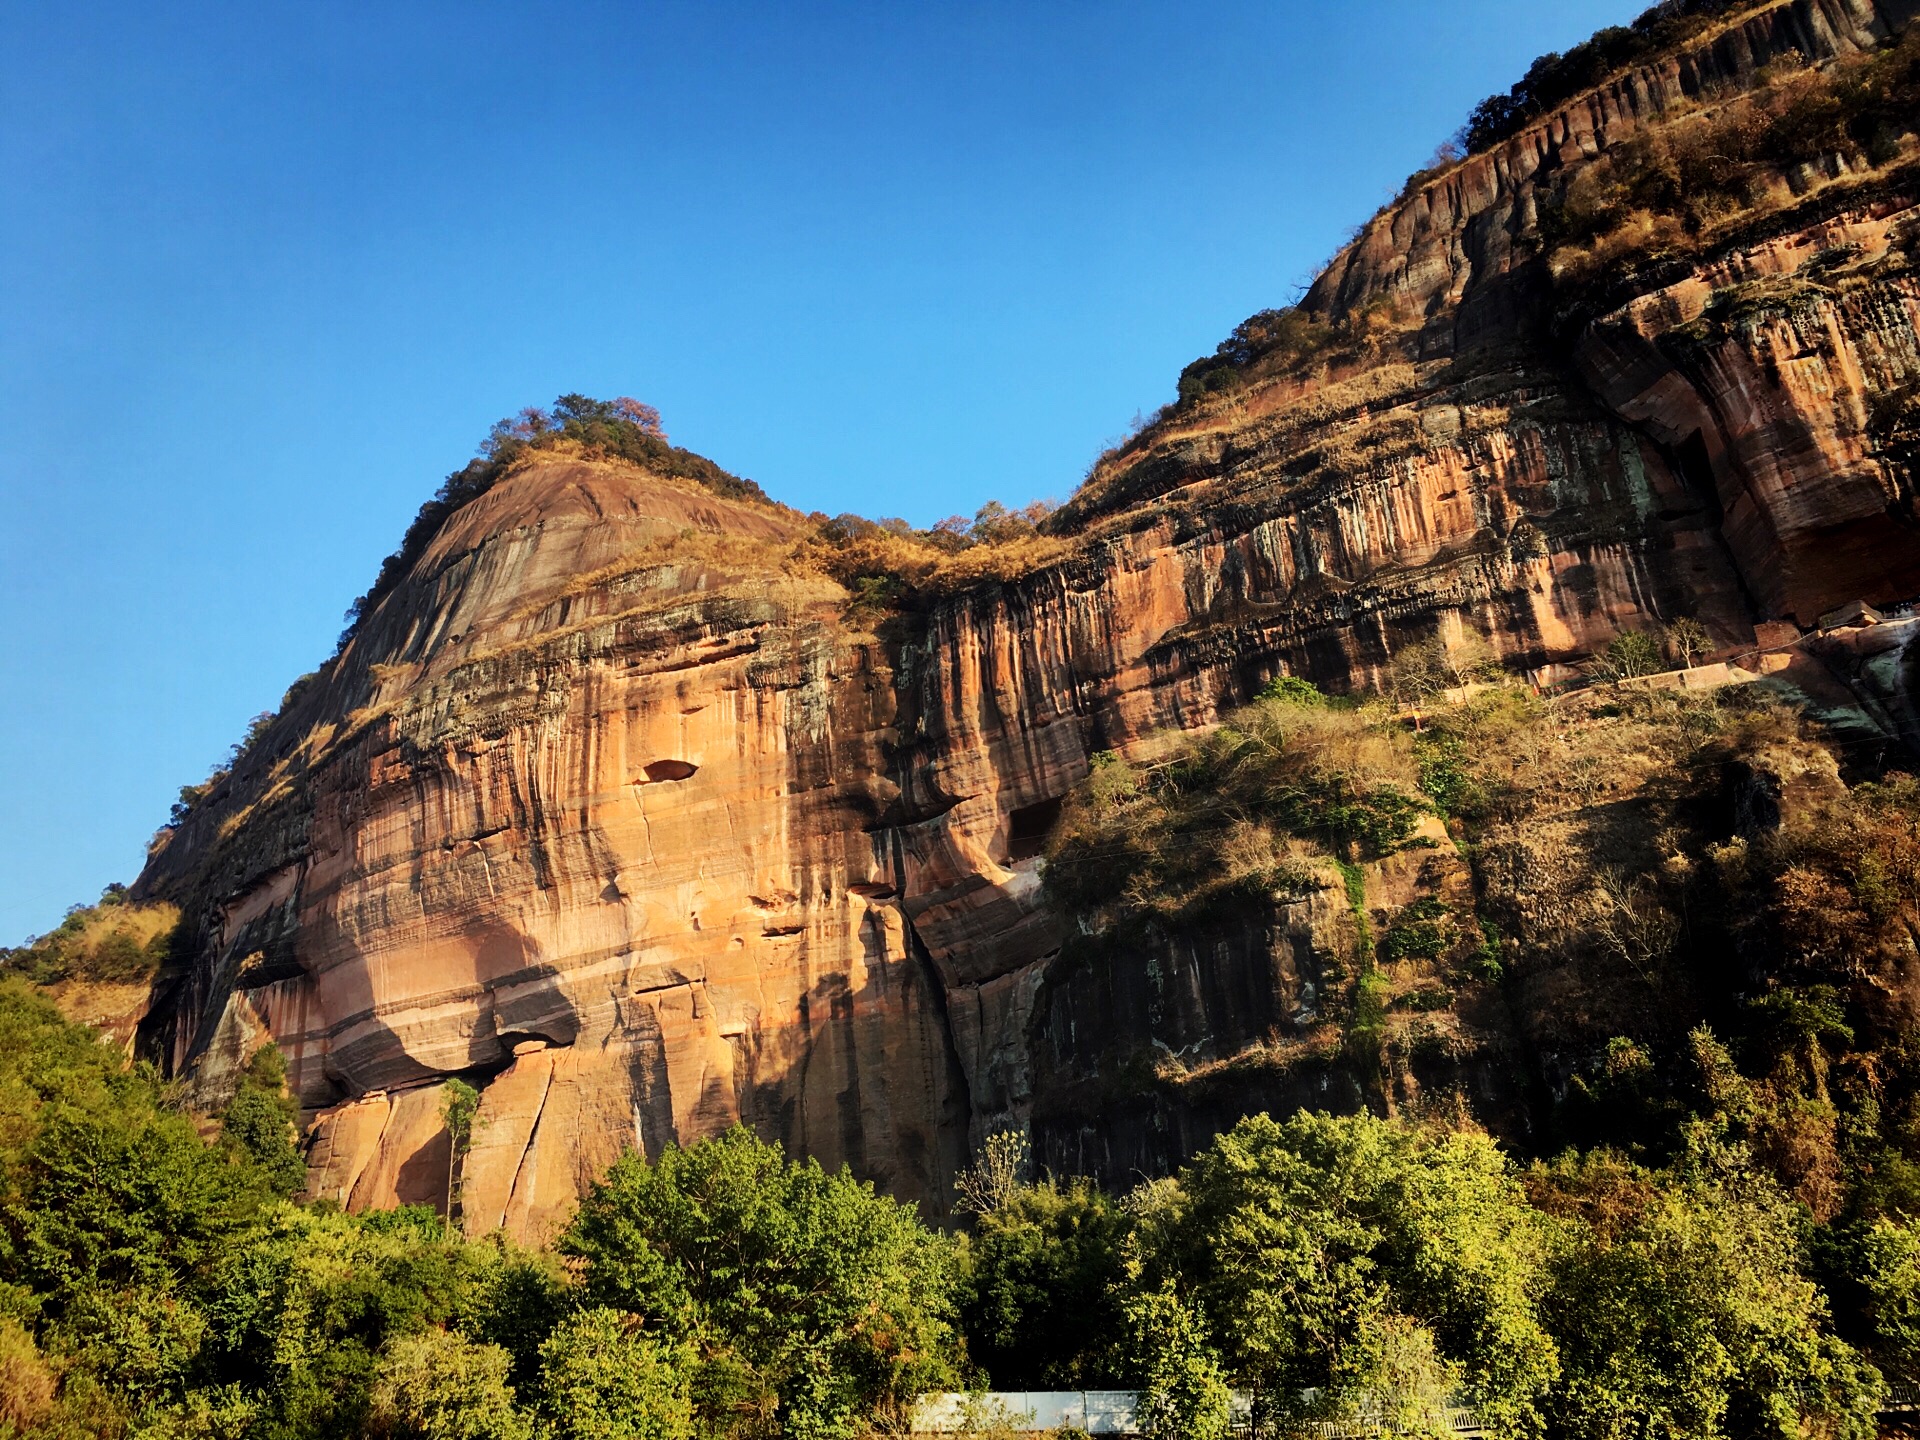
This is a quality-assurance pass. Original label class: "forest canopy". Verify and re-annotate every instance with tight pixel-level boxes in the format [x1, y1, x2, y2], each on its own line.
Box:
[0, 967, 1911, 1440]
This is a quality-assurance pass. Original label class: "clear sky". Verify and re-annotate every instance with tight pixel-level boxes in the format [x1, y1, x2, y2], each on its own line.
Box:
[1, 0, 1638, 940]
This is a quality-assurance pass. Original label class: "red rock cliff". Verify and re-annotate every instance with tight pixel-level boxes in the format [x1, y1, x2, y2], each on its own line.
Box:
[134, 0, 1920, 1235]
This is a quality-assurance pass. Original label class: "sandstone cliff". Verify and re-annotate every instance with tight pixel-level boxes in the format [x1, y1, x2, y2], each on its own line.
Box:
[131, 0, 1920, 1235]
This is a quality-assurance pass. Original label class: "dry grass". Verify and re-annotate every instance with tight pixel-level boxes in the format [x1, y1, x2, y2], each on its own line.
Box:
[1044, 691, 1425, 927]
[799, 526, 1073, 608]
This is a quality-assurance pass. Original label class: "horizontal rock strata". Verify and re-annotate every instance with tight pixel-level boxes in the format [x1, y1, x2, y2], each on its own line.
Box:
[133, 0, 1920, 1234]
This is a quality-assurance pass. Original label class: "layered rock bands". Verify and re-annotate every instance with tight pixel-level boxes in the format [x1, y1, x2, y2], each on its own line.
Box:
[135, 0, 1920, 1237]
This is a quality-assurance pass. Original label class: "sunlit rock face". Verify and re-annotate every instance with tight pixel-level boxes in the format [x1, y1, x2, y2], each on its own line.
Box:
[134, 0, 1920, 1236]
[138, 458, 973, 1238]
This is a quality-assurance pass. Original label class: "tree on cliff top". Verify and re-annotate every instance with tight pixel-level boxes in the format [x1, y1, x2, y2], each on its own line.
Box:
[337, 395, 771, 653]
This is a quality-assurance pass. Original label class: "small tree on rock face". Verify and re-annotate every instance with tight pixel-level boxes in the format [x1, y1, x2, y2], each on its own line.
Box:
[220, 1044, 308, 1196]
[441, 1079, 482, 1235]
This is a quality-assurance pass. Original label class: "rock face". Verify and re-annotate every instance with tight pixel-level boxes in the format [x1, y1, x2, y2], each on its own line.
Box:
[134, 0, 1920, 1236]
[140, 459, 973, 1238]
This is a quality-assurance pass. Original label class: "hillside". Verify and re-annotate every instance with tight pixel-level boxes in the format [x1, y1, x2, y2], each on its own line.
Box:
[19, 0, 1920, 1246]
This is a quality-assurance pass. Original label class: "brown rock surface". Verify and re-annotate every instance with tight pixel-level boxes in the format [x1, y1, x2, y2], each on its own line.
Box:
[132, 0, 1920, 1235]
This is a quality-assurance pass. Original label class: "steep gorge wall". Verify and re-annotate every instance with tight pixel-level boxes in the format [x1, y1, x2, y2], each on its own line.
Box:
[132, 0, 1920, 1233]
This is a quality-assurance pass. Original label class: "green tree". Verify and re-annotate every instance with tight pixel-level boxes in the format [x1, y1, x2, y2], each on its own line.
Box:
[220, 1045, 308, 1196]
[442, 1079, 482, 1234]
[9, 1068, 269, 1309]
[1597, 630, 1664, 680]
[52, 1284, 208, 1409]
[366, 1327, 529, 1440]
[536, 1307, 692, 1440]
[125, 1382, 258, 1439]
[1539, 1153, 1882, 1440]
[1129, 1284, 1232, 1440]
[561, 1127, 959, 1440]
[1854, 1215, 1920, 1369]
[961, 1177, 1129, 1387]
[200, 1204, 506, 1437]
[1142, 1112, 1559, 1434]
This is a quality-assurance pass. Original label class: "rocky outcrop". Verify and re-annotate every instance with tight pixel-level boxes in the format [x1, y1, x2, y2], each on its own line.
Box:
[1576, 205, 1920, 622]
[139, 458, 972, 1238]
[131, 0, 1920, 1235]
[1306, 0, 1920, 339]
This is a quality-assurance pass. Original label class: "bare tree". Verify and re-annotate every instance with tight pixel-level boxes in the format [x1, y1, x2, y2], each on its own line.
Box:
[1667, 617, 1713, 669]
[954, 1129, 1031, 1217]
[1439, 629, 1500, 688]
[1588, 869, 1679, 979]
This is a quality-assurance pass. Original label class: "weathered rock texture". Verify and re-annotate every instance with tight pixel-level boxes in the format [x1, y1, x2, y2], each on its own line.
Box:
[133, 0, 1920, 1235]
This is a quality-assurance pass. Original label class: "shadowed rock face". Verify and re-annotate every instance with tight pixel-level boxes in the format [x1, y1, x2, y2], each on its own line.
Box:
[134, 0, 1920, 1235]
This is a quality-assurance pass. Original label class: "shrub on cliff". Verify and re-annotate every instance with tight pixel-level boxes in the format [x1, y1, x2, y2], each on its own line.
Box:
[1539, 27, 1920, 289]
[217, 1045, 308, 1197]
[1460, 0, 1747, 154]
[801, 502, 1065, 614]
[0, 888, 179, 987]
[338, 396, 773, 650]
[1043, 691, 1425, 926]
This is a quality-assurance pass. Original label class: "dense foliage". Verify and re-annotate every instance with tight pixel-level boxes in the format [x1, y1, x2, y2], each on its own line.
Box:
[0, 979, 956, 1440]
[0, 891, 178, 989]
[1150, 3, 1920, 456]
[1043, 680, 1427, 927]
[954, 1107, 1896, 1439]
[2, 926, 1917, 1437]
[1541, 25, 1920, 289]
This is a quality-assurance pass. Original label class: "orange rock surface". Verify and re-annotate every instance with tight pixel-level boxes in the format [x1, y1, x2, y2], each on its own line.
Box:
[133, 0, 1920, 1236]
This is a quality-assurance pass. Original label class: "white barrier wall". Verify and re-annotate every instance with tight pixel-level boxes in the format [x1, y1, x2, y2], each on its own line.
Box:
[910, 1391, 1255, 1434]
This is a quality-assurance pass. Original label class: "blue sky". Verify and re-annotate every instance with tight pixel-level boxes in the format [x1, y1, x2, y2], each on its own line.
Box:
[0, 0, 1636, 939]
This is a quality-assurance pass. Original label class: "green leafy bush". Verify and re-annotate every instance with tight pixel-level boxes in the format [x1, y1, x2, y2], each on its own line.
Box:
[536, 1308, 692, 1440]
[1379, 898, 1453, 965]
[561, 1126, 959, 1439]
[961, 1179, 1129, 1389]
[218, 1046, 308, 1197]
[365, 1328, 529, 1440]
